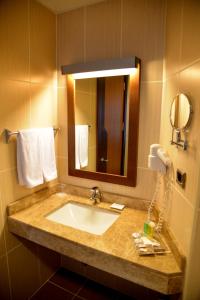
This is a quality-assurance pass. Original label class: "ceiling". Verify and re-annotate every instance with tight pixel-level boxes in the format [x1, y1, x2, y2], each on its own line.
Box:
[37, 0, 106, 14]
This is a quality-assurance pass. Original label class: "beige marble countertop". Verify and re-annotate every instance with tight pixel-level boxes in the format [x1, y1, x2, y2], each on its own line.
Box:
[7, 191, 183, 295]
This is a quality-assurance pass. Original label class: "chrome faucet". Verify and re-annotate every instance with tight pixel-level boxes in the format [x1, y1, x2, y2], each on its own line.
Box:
[90, 186, 102, 204]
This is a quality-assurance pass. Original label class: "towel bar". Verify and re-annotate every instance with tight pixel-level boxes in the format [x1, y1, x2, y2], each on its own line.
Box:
[4, 127, 60, 144]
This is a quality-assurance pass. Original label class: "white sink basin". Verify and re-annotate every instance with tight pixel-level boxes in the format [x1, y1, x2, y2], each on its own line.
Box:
[46, 201, 119, 235]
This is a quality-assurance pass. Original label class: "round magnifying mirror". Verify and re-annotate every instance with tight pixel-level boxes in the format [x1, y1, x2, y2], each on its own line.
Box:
[170, 93, 192, 130]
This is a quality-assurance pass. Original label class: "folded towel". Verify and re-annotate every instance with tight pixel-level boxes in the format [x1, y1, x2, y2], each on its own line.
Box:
[75, 125, 89, 169]
[17, 127, 57, 188]
[40, 127, 57, 182]
[17, 129, 43, 188]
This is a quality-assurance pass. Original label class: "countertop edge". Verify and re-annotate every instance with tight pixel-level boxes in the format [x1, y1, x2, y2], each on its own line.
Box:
[8, 216, 183, 295]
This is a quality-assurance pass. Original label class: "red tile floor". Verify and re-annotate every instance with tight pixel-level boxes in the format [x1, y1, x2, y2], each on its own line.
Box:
[31, 268, 135, 300]
[30, 268, 178, 300]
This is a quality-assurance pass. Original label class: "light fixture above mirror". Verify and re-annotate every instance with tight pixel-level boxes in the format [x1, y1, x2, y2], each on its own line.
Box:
[62, 57, 141, 187]
[61, 57, 138, 79]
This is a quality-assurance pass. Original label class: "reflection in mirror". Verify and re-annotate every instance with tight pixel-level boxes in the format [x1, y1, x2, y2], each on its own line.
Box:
[74, 76, 129, 176]
[170, 93, 191, 130]
[66, 57, 141, 187]
[170, 93, 192, 151]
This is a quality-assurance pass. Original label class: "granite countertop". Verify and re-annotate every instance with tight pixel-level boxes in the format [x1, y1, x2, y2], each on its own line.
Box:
[7, 191, 183, 295]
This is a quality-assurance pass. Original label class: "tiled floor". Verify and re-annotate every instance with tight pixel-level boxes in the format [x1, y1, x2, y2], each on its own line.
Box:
[31, 268, 135, 300]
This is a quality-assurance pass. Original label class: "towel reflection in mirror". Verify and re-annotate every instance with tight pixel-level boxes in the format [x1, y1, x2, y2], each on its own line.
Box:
[75, 125, 89, 169]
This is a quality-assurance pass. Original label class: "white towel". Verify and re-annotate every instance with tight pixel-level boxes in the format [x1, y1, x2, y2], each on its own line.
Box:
[17, 128, 57, 188]
[75, 126, 81, 169]
[17, 129, 43, 188]
[75, 125, 88, 169]
[39, 127, 57, 182]
[79, 125, 88, 168]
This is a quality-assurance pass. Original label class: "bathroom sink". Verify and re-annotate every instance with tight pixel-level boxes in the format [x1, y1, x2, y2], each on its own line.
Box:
[46, 201, 119, 235]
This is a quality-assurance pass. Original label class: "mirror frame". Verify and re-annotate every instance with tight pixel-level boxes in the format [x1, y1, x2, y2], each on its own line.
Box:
[67, 58, 141, 187]
[170, 93, 193, 131]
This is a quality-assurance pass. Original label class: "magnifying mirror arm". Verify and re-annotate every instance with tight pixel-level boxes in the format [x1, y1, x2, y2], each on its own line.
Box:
[170, 128, 188, 150]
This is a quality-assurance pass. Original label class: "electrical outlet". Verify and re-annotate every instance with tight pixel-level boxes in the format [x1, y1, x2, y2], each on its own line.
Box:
[176, 169, 186, 188]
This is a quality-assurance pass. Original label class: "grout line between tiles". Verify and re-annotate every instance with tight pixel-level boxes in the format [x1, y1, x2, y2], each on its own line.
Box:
[55, 13, 58, 80]
[29, 279, 53, 299]
[0, 190, 12, 300]
[119, 0, 123, 58]
[162, 175, 195, 210]
[163, 57, 200, 82]
[3, 235, 13, 300]
[4, 251, 12, 300]
[161, 0, 167, 84]
[0, 167, 16, 174]
[48, 280, 75, 296]
[71, 277, 88, 299]
[172, 183, 195, 211]
[45, 265, 61, 283]
[6, 243, 22, 255]
[83, 7, 86, 63]
[36, 246, 42, 286]
[72, 295, 87, 300]
[28, 0, 31, 83]
[179, 0, 184, 76]
[0, 252, 5, 259]
[2, 78, 56, 88]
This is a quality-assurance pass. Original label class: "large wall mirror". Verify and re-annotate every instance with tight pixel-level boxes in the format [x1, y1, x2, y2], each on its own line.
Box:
[74, 75, 129, 176]
[63, 57, 141, 186]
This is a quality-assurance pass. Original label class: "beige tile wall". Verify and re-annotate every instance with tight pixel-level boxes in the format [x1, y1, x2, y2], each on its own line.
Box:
[183, 203, 200, 299]
[159, 0, 200, 258]
[57, 0, 165, 201]
[0, 0, 60, 299]
[161, 0, 200, 297]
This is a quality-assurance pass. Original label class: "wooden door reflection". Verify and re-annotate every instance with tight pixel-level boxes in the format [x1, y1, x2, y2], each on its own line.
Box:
[96, 76, 127, 175]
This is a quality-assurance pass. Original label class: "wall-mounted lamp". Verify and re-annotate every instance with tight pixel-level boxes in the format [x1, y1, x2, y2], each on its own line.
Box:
[61, 57, 139, 79]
